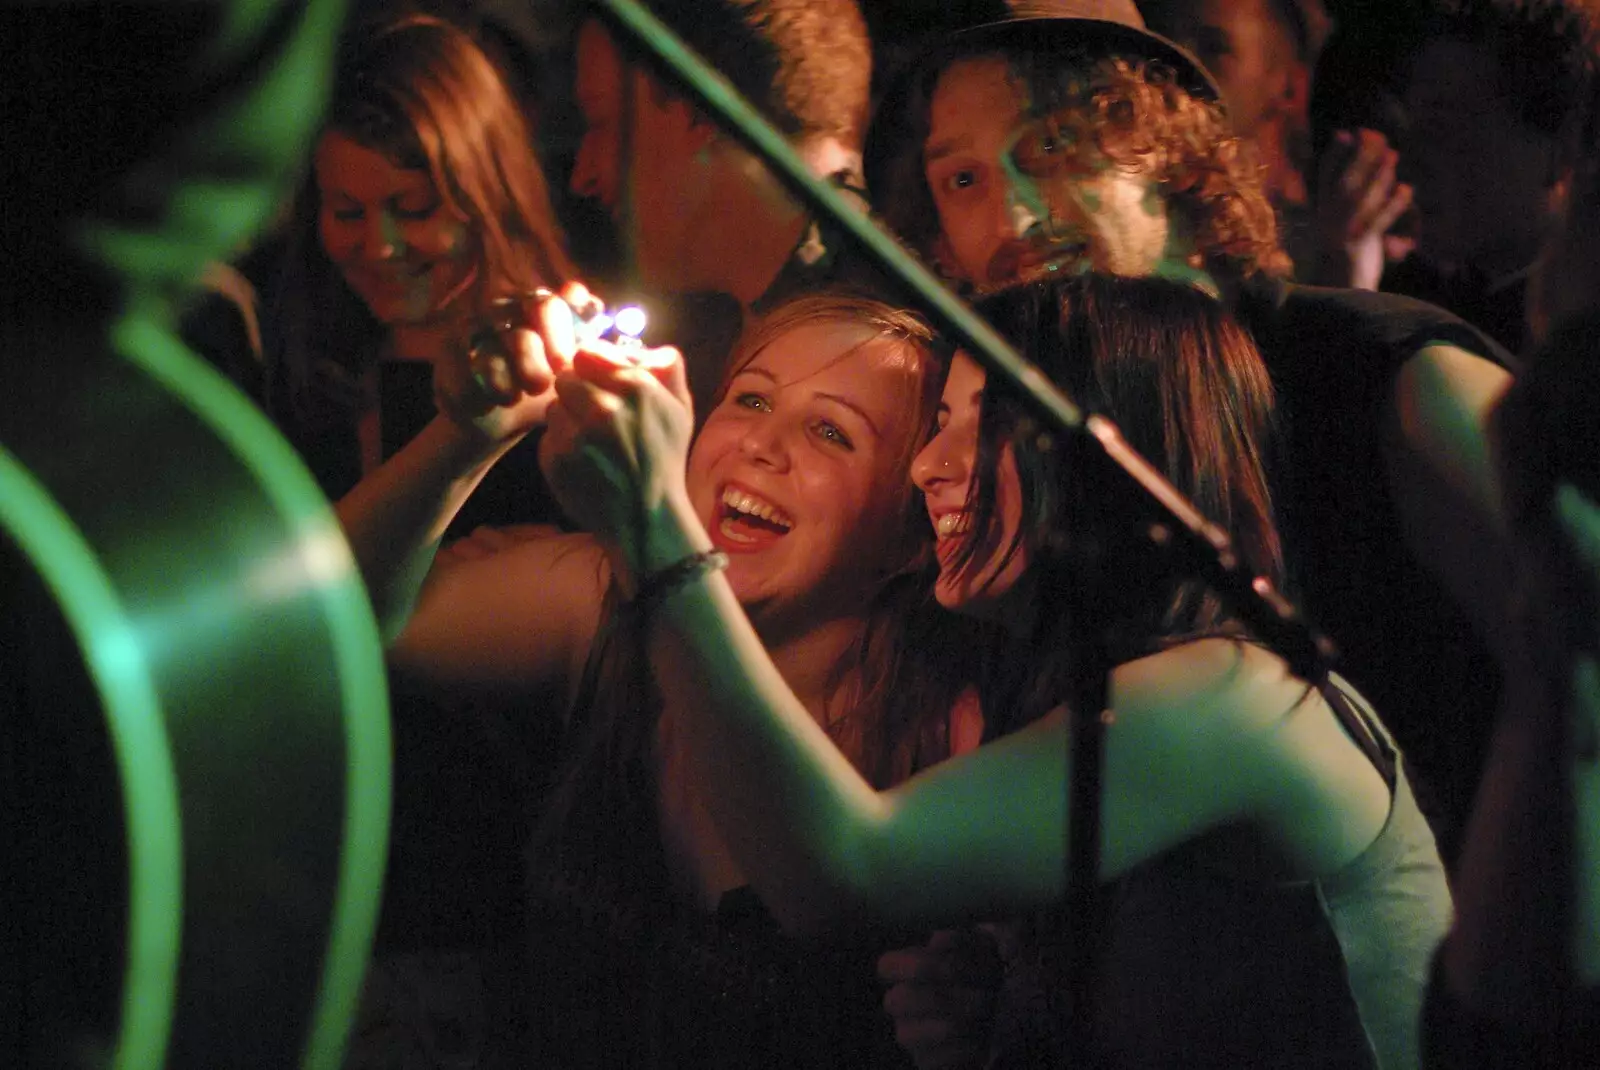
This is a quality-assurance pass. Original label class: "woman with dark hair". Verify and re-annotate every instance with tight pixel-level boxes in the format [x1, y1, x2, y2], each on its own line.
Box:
[540, 272, 1453, 1068]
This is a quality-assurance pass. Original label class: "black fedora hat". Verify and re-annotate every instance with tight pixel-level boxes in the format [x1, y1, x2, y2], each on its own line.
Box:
[864, 1, 1221, 202]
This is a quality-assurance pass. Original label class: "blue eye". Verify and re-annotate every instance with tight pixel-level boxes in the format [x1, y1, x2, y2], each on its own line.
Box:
[735, 392, 771, 412]
[811, 420, 853, 449]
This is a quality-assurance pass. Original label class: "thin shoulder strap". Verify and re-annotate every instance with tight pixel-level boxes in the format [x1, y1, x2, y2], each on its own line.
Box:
[1318, 676, 1398, 790]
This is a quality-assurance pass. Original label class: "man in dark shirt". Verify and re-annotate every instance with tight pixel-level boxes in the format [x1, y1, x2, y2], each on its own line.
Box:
[867, 0, 1512, 863]
[860, 3, 1516, 1064]
[1309, 0, 1600, 356]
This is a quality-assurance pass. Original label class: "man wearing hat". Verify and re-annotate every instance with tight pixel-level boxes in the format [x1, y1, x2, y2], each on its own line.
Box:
[869, 0, 1293, 289]
[867, 3, 1518, 1066]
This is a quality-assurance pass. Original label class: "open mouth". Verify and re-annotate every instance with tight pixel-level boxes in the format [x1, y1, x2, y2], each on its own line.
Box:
[930, 511, 976, 573]
[713, 485, 794, 550]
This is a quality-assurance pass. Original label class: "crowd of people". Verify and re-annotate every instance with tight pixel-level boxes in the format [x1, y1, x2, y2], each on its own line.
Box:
[16, 0, 1600, 1066]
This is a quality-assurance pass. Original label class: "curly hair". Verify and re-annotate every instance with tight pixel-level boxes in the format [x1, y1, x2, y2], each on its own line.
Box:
[1419, 0, 1600, 153]
[867, 48, 1290, 283]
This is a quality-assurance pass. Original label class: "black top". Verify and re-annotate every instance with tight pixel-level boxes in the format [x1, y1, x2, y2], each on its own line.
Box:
[1422, 953, 1600, 1069]
[525, 609, 917, 1069]
[1236, 276, 1515, 863]
[1382, 255, 1532, 358]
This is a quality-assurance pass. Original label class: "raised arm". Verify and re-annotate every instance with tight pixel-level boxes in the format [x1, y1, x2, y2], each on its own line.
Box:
[650, 577, 1387, 931]
[1427, 301, 1600, 1052]
[337, 415, 530, 637]
[333, 286, 622, 701]
[374, 527, 609, 703]
[336, 287, 583, 636]
[540, 347, 1393, 933]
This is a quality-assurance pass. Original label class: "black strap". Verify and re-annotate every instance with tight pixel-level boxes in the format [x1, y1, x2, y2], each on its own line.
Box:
[1318, 678, 1398, 791]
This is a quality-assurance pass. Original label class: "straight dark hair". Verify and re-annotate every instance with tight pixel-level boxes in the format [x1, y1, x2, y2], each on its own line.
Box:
[958, 273, 1283, 735]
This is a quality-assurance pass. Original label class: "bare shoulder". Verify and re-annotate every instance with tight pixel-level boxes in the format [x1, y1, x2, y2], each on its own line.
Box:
[1112, 640, 1391, 870]
[1386, 342, 1518, 639]
[1112, 639, 1319, 734]
[1391, 342, 1513, 446]
[1100, 640, 1329, 797]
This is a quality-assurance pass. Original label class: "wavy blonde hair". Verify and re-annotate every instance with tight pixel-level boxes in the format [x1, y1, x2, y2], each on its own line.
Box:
[717, 291, 974, 784]
[540, 289, 969, 881]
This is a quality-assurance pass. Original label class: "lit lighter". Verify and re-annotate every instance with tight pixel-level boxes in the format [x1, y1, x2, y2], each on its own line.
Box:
[576, 303, 649, 357]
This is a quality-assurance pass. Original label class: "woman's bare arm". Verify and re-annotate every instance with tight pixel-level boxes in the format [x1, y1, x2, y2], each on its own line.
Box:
[390, 528, 609, 698]
[651, 548, 1391, 933]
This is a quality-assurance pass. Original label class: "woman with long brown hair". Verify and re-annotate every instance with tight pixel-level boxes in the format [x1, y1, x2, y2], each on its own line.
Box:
[239, 17, 582, 1065]
[262, 11, 573, 505]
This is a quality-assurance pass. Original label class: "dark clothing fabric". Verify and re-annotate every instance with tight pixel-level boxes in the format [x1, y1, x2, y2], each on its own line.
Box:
[1236, 276, 1515, 862]
[641, 174, 885, 424]
[989, 678, 1451, 1069]
[178, 244, 566, 539]
[367, 359, 565, 540]
[525, 867, 915, 1069]
[524, 607, 916, 1070]
[1422, 955, 1600, 1069]
[1496, 308, 1600, 511]
[241, 354, 561, 541]
[1382, 255, 1532, 358]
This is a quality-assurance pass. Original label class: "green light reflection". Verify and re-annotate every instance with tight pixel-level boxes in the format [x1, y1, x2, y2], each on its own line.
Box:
[0, 451, 183, 1070]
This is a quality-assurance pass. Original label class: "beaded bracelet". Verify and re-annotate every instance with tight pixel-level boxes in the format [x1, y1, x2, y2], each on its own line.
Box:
[631, 549, 730, 610]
